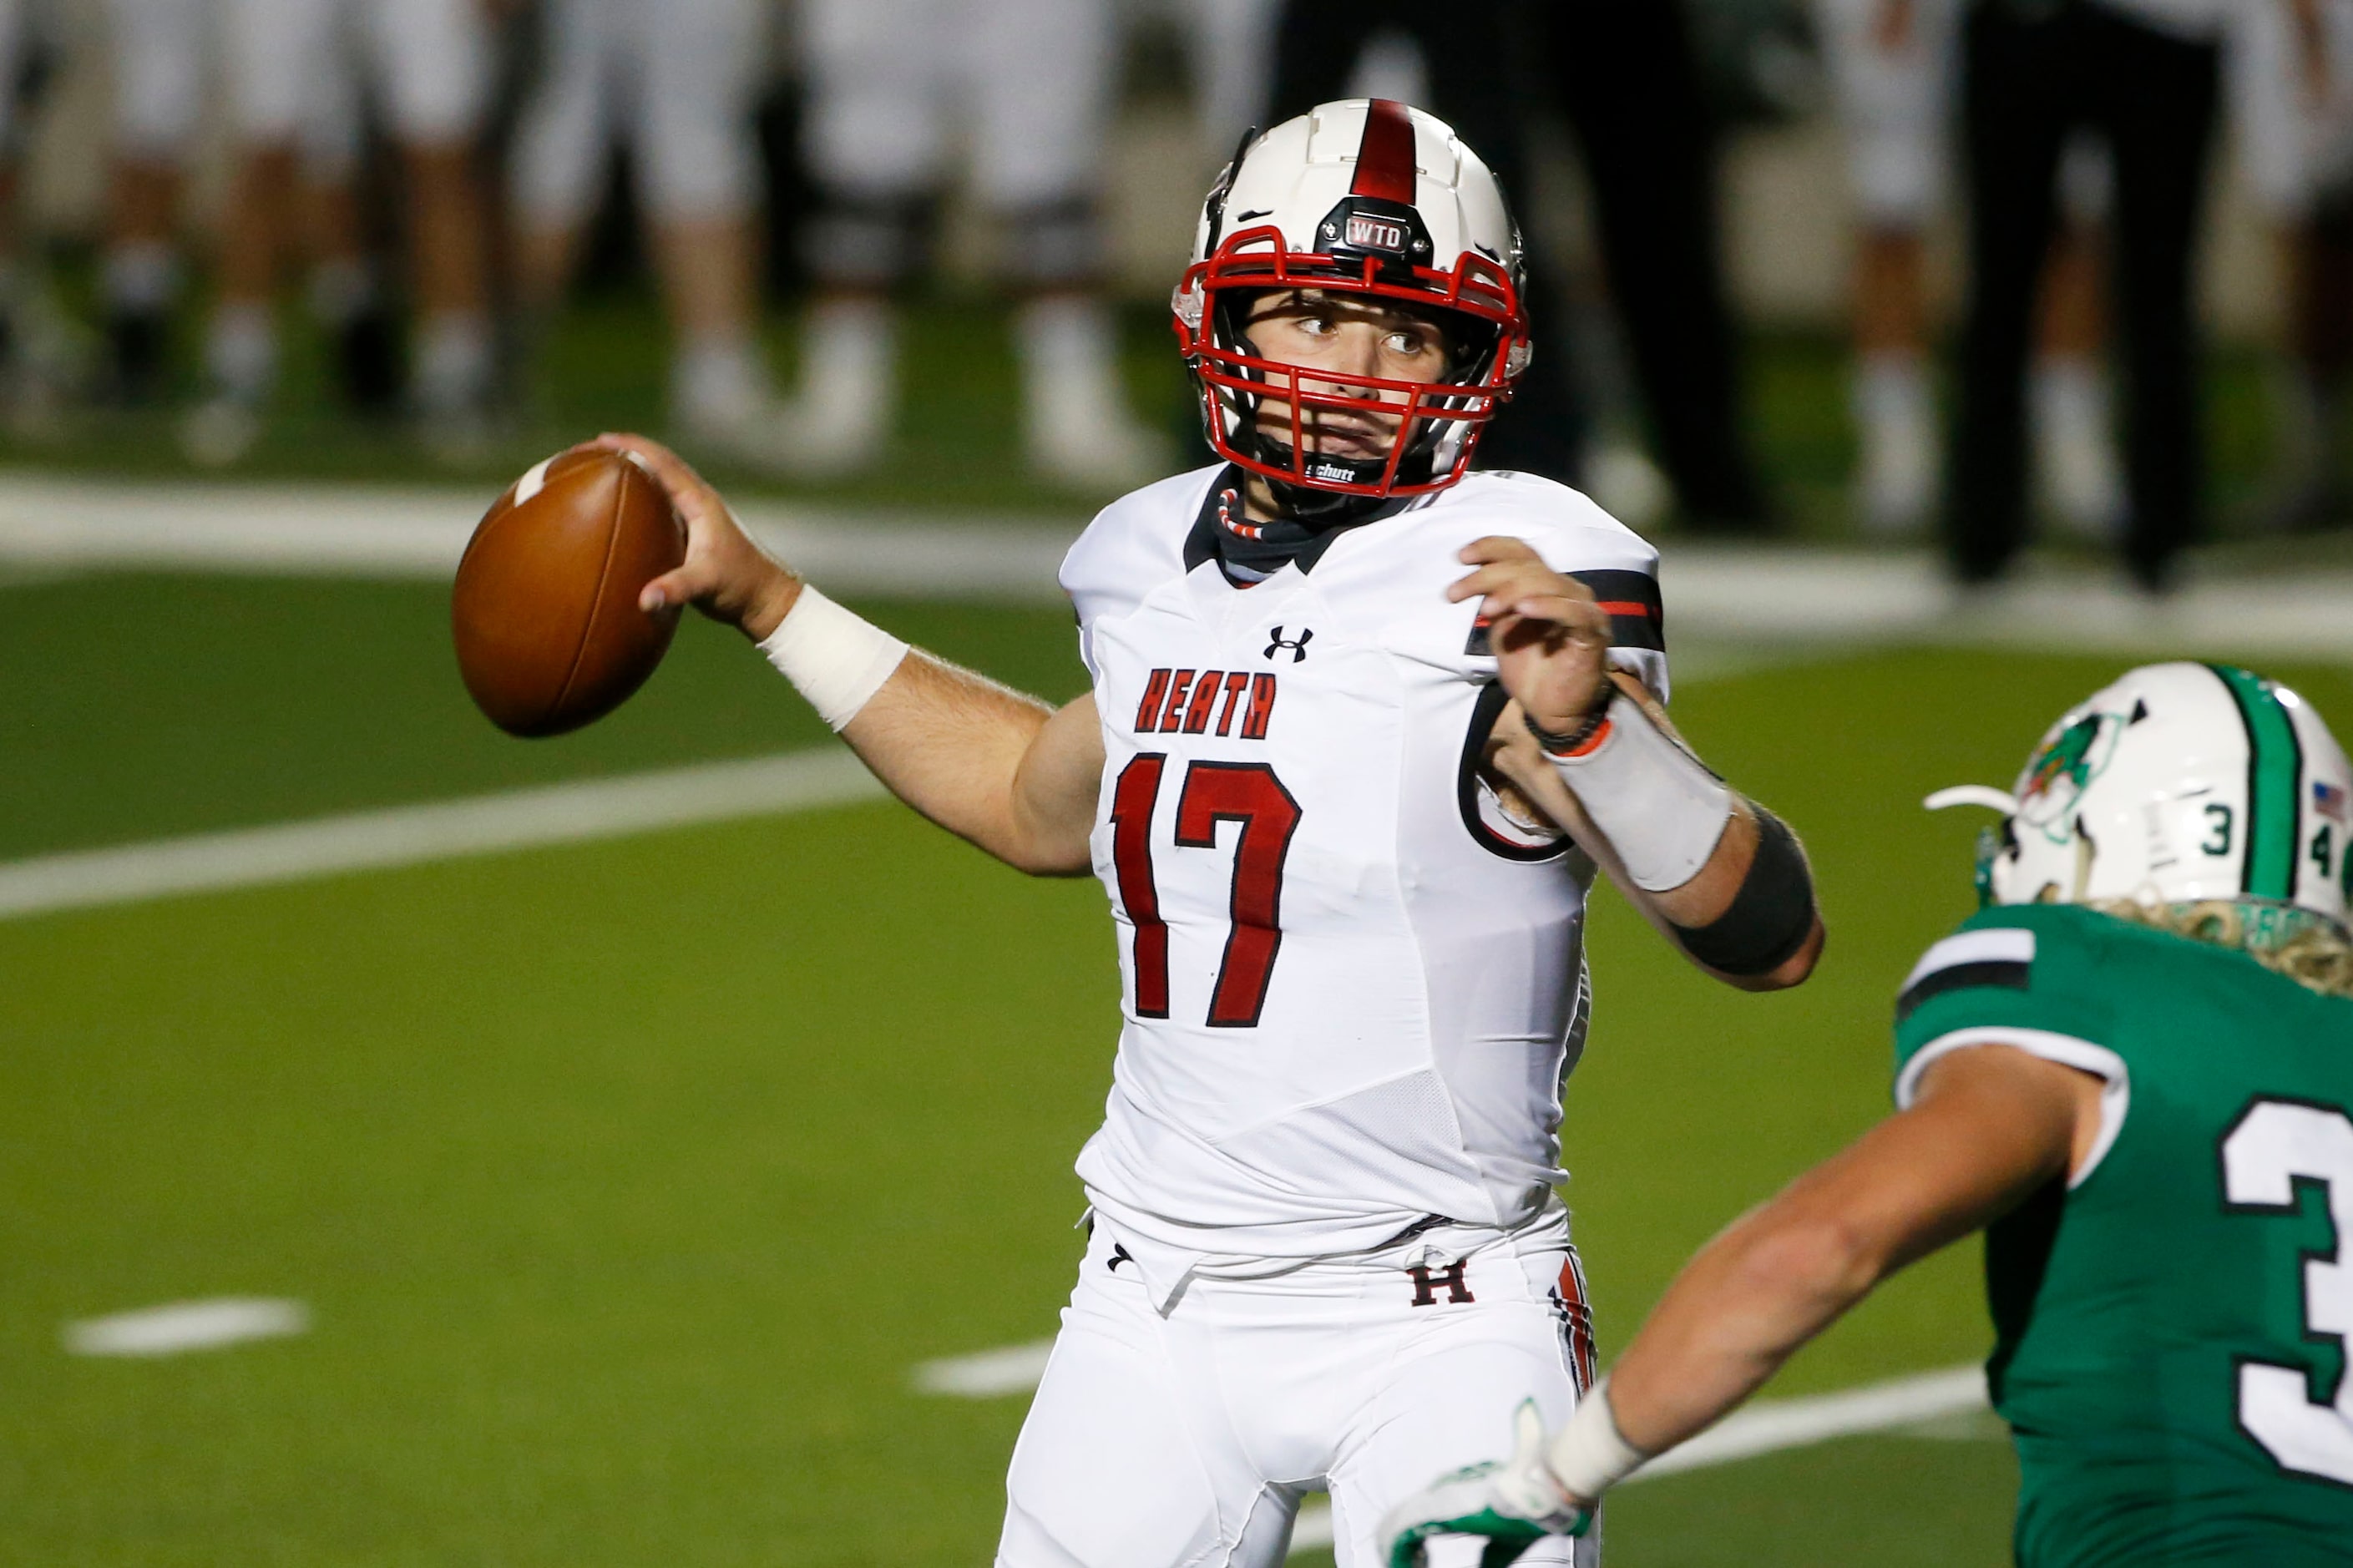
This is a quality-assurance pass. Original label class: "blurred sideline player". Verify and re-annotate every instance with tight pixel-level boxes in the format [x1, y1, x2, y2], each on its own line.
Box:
[606, 101, 1824, 1565]
[100, 0, 198, 402]
[1818, 0, 2123, 538]
[1946, 0, 2225, 593]
[1387, 662, 2353, 1565]
[786, 0, 1163, 487]
[510, 0, 784, 465]
[1177, 0, 1280, 149]
[185, 0, 495, 465]
[2233, 0, 2353, 530]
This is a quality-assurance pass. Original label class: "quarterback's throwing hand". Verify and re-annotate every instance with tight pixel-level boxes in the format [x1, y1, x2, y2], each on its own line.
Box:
[595, 432, 803, 640]
[1379, 1402, 1592, 1568]
[1447, 538, 1613, 736]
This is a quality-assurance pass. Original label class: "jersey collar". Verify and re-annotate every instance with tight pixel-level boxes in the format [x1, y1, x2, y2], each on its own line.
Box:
[1183, 464, 1422, 584]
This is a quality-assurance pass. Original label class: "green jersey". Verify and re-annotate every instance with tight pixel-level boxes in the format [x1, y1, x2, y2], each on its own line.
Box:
[1892, 903, 2353, 1566]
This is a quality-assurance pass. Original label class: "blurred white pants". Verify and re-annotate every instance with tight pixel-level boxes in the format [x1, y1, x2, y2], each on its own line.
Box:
[511, 0, 763, 228]
[222, 0, 488, 153]
[1815, 0, 1960, 226]
[106, 0, 205, 158]
[798, 0, 1114, 209]
[2229, 0, 2353, 217]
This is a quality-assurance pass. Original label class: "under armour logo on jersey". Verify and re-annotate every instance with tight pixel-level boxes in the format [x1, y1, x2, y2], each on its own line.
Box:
[1264, 626, 1313, 663]
[1407, 1261, 1474, 1307]
[1107, 1244, 1134, 1273]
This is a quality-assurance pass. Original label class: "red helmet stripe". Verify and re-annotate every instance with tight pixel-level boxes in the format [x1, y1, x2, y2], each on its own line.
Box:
[1349, 99, 1419, 205]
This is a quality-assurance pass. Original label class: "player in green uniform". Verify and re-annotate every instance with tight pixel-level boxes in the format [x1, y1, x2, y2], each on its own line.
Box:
[1383, 661, 2353, 1565]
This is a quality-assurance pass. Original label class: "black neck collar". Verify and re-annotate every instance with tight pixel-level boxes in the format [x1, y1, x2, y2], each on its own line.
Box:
[1182, 466, 1416, 584]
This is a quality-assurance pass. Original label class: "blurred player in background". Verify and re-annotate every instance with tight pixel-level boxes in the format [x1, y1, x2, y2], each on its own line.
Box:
[510, 0, 784, 466]
[1516, 0, 1771, 534]
[608, 100, 1823, 1565]
[1946, 0, 2224, 593]
[99, 0, 200, 403]
[1178, 0, 1281, 149]
[185, 0, 496, 465]
[1388, 661, 2353, 1566]
[783, 0, 1163, 487]
[1818, 0, 2123, 539]
[2234, 0, 2353, 532]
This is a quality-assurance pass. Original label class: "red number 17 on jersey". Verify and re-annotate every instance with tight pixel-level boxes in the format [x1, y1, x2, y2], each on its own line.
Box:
[1110, 755, 1303, 1028]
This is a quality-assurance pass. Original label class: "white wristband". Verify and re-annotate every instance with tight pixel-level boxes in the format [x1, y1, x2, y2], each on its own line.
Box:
[1543, 693, 1733, 892]
[757, 584, 909, 731]
[1546, 1378, 1648, 1501]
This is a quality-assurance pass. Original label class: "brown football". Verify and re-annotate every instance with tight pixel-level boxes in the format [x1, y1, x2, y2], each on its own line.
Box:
[452, 448, 686, 737]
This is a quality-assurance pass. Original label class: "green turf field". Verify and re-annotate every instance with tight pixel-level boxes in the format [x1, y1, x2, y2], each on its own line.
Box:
[7, 569, 2350, 1564]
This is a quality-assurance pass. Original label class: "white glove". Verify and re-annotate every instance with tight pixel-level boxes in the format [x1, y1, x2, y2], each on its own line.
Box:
[1379, 1401, 1593, 1568]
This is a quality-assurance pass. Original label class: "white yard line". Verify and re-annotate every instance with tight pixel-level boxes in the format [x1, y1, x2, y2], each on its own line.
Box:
[63, 1297, 310, 1357]
[1656, 549, 2353, 662]
[0, 750, 883, 923]
[913, 1347, 1987, 1556]
[0, 646, 1801, 930]
[911, 1338, 1059, 1397]
[3, 474, 2351, 656]
[1632, 1363, 1987, 1479]
[0, 474, 1080, 600]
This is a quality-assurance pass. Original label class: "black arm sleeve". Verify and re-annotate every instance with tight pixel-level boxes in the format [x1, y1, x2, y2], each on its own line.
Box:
[1669, 806, 1816, 976]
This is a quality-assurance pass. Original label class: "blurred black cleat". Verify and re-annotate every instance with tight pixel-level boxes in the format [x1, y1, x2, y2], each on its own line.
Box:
[104, 309, 168, 406]
[336, 306, 403, 415]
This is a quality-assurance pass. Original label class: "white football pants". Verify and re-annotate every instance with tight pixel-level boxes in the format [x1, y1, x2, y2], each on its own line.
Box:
[106, 0, 205, 159]
[510, 0, 762, 228]
[797, 0, 1114, 210]
[1814, 0, 1960, 227]
[998, 1205, 1602, 1568]
[223, 0, 488, 151]
[2229, 0, 2353, 217]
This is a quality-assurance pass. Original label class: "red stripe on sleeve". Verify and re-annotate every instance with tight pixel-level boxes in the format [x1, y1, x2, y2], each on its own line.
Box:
[1349, 99, 1419, 205]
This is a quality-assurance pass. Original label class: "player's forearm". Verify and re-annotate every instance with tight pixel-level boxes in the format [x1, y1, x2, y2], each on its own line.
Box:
[839, 654, 1093, 875]
[1651, 802, 1825, 990]
[751, 583, 1096, 874]
[1499, 700, 1822, 988]
[1602, 1198, 1890, 1456]
[1604, 1056, 2078, 1459]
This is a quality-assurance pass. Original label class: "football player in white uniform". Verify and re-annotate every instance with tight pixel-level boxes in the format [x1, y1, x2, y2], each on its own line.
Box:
[1817, 0, 2123, 537]
[2230, 0, 2353, 528]
[600, 100, 1824, 1566]
[184, 0, 494, 464]
[99, 0, 203, 402]
[783, 0, 1163, 487]
[509, 0, 782, 463]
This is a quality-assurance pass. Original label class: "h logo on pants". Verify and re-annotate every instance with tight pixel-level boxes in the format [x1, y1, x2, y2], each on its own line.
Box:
[1407, 1261, 1473, 1306]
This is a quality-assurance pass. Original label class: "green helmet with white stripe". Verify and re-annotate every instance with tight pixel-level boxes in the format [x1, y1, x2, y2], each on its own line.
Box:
[1930, 662, 2353, 932]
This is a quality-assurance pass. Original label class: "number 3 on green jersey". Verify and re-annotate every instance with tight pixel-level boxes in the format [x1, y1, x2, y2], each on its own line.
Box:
[2222, 1099, 2353, 1486]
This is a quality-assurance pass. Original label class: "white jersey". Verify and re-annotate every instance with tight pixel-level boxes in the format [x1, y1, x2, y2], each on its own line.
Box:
[1060, 464, 1667, 1298]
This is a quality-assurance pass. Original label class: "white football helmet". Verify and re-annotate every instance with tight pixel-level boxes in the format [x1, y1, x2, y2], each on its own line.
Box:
[1929, 662, 2353, 930]
[1171, 99, 1531, 512]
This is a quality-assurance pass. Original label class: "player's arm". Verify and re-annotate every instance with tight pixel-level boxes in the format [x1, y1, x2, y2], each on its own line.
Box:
[1381, 1043, 2099, 1565]
[1455, 538, 1824, 990]
[603, 434, 1101, 876]
[1593, 1042, 2097, 1458]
